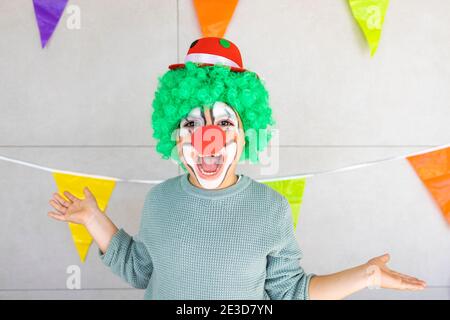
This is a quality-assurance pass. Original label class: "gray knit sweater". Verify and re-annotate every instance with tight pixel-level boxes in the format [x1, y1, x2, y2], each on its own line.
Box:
[99, 173, 313, 299]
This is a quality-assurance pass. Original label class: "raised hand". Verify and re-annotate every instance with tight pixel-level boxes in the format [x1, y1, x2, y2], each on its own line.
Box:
[366, 253, 426, 290]
[48, 187, 102, 225]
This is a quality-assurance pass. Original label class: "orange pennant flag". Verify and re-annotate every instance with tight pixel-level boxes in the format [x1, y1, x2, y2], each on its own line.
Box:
[407, 147, 450, 224]
[193, 0, 239, 37]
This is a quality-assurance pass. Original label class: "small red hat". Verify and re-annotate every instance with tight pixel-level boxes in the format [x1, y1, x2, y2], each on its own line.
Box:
[169, 37, 249, 73]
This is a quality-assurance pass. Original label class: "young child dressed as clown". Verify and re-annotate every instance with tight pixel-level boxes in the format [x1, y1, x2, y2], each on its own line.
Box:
[48, 37, 426, 299]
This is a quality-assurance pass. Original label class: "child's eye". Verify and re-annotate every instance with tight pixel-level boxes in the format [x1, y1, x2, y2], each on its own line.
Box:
[183, 121, 195, 128]
[218, 120, 233, 127]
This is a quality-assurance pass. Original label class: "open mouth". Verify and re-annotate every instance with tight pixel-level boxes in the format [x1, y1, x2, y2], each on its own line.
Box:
[195, 154, 224, 177]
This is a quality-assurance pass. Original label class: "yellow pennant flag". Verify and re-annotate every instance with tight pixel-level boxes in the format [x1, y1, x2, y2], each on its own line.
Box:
[193, 0, 239, 37]
[348, 0, 389, 56]
[52, 172, 116, 262]
[263, 178, 306, 230]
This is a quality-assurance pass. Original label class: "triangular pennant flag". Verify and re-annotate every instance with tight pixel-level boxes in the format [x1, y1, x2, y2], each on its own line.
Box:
[52, 172, 116, 262]
[33, 0, 69, 48]
[407, 147, 450, 225]
[348, 0, 389, 56]
[263, 178, 306, 230]
[193, 0, 239, 38]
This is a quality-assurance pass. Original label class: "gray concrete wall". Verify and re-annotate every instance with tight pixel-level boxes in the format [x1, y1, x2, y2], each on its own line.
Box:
[0, 0, 449, 299]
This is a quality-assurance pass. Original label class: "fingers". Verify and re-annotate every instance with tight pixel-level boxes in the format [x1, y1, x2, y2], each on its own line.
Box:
[370, 253, 427, 291]
[49, 199, 67, 215]
[49, 192, 69, 222]
[379, 253, 390, 264]
[392, 270, 427, 289]
[391, 270, 422, 283]
[47, 211, 66, 222]
[398, 276, 427, 290]
[63, 190, 80, 203]
[83, 187, 94, 199]
[367, 253, 390, 266]
[53, 192, 71, 207]
[384, 269, 427, 291]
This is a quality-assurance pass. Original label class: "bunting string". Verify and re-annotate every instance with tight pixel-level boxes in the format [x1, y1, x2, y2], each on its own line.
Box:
[1, 143, 449, 184]
[3, 145, 448, 261]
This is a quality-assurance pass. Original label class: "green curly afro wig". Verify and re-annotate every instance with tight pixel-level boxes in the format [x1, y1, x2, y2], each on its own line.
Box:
[151, 61, 275, 169]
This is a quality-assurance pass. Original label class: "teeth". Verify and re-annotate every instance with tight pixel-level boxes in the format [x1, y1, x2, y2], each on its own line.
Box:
[199, 148, 225, 158]
[203, 156, 216, 165]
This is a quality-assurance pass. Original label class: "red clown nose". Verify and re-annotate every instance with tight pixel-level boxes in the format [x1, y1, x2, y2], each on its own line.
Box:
[191, 125, 226, 156]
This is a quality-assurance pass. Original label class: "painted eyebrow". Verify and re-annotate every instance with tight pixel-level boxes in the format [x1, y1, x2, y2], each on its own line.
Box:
[186, 108, 206, 120]
[181, 115, 204, 122]
[215, 113, 237, 120]
[213, 107, 237, 120]
[183, 117, 201, 121]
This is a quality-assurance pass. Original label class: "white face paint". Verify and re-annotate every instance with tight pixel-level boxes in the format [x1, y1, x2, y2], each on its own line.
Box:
[178, 101, 240, 189]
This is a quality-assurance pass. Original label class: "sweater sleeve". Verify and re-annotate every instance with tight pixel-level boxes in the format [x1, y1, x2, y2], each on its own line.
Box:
[98, 192, 154, 289]
[264, 198, 314, 300]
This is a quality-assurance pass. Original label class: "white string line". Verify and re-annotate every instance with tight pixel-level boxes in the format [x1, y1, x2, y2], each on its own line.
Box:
[258, 143, 450, 182]
[0, 155, 162, 184]
[0, 143, 448, 184]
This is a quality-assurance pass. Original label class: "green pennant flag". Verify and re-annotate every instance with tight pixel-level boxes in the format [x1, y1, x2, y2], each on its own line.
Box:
[263, 178, 306, 230]
[348, 0, 389, 56]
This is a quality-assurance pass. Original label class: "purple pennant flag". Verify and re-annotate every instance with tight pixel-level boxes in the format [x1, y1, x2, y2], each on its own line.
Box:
[33, 0, 69, 48]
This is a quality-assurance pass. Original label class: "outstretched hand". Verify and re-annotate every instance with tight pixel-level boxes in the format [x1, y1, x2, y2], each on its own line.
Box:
[366, 253, 426, 290]
[309, 252, 427, 299]
[48, 187, 101, 225]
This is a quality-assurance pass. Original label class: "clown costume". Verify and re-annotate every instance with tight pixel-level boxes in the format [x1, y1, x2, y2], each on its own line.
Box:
[48, 37, 426, 300]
